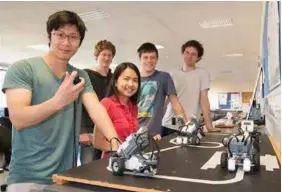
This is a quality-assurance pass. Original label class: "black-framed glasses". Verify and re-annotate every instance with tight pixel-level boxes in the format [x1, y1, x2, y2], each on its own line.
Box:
[52, 31, 81, 43]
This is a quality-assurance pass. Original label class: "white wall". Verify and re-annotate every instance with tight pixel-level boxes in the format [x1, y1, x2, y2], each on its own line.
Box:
[0, 66, 8, 108]
[260, 1, 281, 149]
[264, 87, 281, 148]
[208, 79, 255, 111]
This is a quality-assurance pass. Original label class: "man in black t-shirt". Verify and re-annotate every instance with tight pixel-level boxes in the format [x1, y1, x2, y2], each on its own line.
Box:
[80, 40, 116, 164]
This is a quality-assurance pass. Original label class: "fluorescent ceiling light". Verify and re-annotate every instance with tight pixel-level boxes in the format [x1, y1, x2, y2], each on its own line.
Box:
[0, 62, 10, 67]
[0, 50, 31, 64]
[220, 70, 233, 74]
[27, 44, 49, 52]
[79, 9, 110, 21]
[155, 45, 164, 49]
[225, 53, 243, 57]
[199, 18, 234, 28]
[110, 63, 118, 68]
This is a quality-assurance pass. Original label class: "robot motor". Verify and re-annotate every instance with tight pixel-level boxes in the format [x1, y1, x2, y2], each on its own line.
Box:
[109, 127, 159, 176]
[174, 117, 205, 145]
[221, 120, 261, 172]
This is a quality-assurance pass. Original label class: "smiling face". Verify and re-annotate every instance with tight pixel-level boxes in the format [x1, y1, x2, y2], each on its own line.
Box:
[49, 24, 81, 61]
[139, 51, 158, 74]
[96, 49, 114, 68]
[116, 67, 139, 99]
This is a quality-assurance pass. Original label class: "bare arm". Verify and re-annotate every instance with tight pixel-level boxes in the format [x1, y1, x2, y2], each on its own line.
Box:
[6, 88, 60, 130]
[82, 92, 118, 141]
[6, 71, 85, 130]
[169, 94, 188, 122]
[200, 89, 213, 129]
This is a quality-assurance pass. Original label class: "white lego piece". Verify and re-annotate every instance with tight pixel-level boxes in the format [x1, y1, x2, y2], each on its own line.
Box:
[243, 158, 251, 172]
[182, 137, 188, 144]
[228, 158, 236, 171]
[176, 136, 183, 144]
[241, 120, 254, 132]
[125, 156, 140, 170]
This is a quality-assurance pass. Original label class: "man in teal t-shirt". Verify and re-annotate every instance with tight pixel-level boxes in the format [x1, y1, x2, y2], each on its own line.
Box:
[2, 11, 119, 192]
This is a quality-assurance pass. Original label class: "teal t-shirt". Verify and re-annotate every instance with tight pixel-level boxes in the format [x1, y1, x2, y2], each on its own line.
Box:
[2, 57, 93, 185]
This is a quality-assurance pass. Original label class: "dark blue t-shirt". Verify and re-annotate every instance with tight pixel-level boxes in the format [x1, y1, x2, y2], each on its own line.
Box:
[138, 70, 176, 135]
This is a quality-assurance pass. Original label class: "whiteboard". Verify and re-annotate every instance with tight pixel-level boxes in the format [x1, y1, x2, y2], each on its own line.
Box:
[267, 1, 281, 90]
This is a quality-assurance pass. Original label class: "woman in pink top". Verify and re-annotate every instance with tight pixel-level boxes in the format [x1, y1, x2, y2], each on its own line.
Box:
[100, 62, 140, 158]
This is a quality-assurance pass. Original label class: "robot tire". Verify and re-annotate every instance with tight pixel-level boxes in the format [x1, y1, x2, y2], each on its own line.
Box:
[112, 157, 125, 176]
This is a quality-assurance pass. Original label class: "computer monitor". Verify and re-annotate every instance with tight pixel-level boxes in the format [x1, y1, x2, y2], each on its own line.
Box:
[4, 108, 8, 117]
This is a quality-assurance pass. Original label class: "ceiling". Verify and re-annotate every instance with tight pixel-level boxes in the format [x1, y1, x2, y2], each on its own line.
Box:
[0, 1, 263, 91]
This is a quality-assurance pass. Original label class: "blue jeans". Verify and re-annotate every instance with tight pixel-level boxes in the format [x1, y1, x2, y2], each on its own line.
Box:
[161, 126, 177, 137]
[79, 144, 102, 165]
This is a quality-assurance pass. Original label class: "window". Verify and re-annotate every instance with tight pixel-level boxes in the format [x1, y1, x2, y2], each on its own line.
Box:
[0, 67, 7, 116]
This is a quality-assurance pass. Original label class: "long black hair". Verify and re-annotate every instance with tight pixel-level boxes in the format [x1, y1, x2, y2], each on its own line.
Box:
[108, 62, 141, 105]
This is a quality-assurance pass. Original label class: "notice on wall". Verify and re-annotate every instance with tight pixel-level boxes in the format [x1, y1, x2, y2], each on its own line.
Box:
[230, 92, 241, 109]
[218, 93, 228, 105]
[242, 92, 253, 105]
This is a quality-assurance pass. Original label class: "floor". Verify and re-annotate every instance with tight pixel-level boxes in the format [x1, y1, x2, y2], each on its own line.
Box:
[0, 154, 8, 191]
[0, 170, 8, 191]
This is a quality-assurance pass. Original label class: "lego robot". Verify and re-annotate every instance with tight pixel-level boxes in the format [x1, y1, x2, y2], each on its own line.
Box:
[221, 120, 261, 172]
[109, 127, 159, 176]
[175, 117, 205, 145]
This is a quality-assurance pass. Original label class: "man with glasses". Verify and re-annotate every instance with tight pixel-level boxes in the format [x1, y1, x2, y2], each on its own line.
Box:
[2, 10, 119, 192]
[162, 40, 220, 133]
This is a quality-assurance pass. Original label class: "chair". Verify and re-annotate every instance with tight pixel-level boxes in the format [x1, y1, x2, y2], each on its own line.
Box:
[0, 116, 12, 192]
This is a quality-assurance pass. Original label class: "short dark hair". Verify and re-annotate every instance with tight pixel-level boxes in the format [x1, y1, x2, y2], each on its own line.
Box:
[181, 40, 204, 58]
[94, 40, 116, 57]
[137, 42, 158, 58]
[46, 10, 87, 46]
[109, 62, 141, 105]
